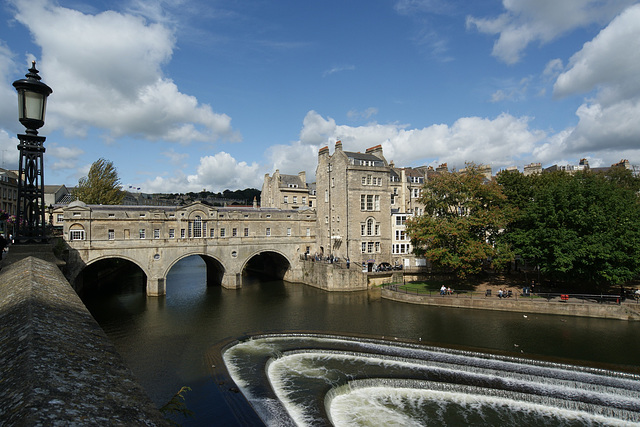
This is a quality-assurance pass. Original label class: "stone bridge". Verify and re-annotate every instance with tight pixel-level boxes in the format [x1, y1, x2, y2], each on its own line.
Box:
[62, 201, 318, 295]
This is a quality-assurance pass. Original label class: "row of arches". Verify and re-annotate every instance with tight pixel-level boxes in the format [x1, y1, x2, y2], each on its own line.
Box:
[75, 251, 292, 297]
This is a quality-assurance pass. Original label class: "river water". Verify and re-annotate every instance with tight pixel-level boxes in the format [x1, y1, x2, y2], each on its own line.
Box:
[82, 256, 640, 426]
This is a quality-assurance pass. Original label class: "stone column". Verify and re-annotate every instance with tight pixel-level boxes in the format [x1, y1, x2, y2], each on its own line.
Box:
[221, 272, 242, 289]
[147, 276, 165, 296]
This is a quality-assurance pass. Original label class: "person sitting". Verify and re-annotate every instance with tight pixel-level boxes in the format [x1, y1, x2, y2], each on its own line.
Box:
[498, 289, 503, 298]
[440, 285, 446, 295]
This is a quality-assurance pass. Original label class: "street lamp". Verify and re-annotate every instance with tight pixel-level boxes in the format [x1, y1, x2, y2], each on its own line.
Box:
[12, 61, 53, 243]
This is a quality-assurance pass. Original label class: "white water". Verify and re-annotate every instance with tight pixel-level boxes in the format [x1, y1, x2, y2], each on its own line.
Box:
[223, 333, 640, 426]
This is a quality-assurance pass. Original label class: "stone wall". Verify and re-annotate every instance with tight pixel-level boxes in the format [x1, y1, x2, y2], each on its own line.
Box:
[382, 289, 640, 321]
[301, 259, 367, 291]
[0, 256, 168, 425]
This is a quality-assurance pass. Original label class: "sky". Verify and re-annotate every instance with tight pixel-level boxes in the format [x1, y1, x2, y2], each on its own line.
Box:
[1, 0, 639, 193]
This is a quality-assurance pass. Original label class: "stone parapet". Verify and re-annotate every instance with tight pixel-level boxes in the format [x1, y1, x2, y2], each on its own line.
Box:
[0, 256, 168, 425]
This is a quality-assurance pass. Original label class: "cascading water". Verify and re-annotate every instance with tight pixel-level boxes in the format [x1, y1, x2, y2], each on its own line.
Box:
[223, 333, 640, 426]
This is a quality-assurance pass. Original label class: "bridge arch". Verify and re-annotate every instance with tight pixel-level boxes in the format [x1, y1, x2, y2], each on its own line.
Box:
[74, 254, 150, 297]
[163, 253, 226, 289]
[242, 249, 293, 281]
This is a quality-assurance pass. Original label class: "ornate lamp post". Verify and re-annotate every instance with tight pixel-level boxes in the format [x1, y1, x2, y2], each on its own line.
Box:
[12, 61, 53, 243]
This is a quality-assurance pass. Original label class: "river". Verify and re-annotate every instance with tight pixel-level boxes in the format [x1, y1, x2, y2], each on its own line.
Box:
[82, 256, 640, 426]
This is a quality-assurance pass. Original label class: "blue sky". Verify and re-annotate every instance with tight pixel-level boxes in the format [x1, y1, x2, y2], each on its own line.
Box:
[1, 0, 639, 193]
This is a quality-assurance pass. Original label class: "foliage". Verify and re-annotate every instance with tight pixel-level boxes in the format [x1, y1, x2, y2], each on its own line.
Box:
[497, 168, 640, 287]
[74, 158, 125, 205]
[406, 163, 515, 278]
[159, 386, 193, 425]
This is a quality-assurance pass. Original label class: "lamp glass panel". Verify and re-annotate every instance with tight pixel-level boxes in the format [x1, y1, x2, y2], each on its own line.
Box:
[24, 91, 45, 121]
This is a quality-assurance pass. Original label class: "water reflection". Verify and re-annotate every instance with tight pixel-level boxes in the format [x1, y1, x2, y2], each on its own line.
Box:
[81, 256, 640, 426]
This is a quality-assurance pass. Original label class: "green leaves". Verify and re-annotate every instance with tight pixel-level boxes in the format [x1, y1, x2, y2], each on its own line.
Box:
[74, 158, 125, 205]
[498, 168, 640, 287]
[407, 163, 515, 278]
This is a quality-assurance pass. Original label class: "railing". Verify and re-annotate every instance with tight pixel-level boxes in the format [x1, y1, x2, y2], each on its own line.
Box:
[381, 284, 637, 305]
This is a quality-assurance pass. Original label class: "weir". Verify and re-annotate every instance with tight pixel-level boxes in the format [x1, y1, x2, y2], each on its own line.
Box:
[223, 333, 640, 426]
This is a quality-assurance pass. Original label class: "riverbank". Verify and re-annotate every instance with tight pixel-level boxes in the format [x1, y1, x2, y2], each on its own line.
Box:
[381, 288, 640, 321]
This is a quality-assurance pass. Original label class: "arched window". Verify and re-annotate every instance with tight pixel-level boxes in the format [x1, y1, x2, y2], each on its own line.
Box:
[193, 215, 202, 238]
[69, 224, 85, 241]
[366, 218, 374, 236]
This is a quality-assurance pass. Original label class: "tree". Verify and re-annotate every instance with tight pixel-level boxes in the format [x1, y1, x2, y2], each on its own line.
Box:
[406, 163, 515, 278]
[74, 158, 125, 205]
[497, 169, 640, 288]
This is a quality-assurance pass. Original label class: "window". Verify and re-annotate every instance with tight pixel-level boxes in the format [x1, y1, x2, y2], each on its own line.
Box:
[244, 228, 249, 237]
[375, 242, 380, 252]
[193, 215, 202, 238]
[331, 177, 335, 187]
[70, 230, 85, 241]
[366, 218, 374, 236]
[396, 215, 407, 226]
[139, 229, 146, 239]
[108, 213, 115, 218]
[287, 228, 291, 236]
[169, 229, 175, 239]
[232, 228, 237, 237]
[361, 242, 366, 253]
[266, 228, 271, 236]
[396, 230, 407, 241]
[57, 214, 64, 222]
[154, 229, 160, 239]
[220, 228, 226, 237]
[108, 229, 115, 240]
[367, 242, 374, 253]
[302, 197, 306, 205]
[210, 228, 215, 238]
[181, 229, 186, 238]
[284, 196, 289, 204]
[306, 228, 311, 237]
[293, 196, 298, 204]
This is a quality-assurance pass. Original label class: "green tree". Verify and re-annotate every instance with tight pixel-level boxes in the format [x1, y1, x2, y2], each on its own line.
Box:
[497, 168, 640, 288]
[406, 163, 515, 278]
[74, 158, 125, 205]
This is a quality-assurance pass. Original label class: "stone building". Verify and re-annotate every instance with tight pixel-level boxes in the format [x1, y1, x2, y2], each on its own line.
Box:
[261, 170, 315, 210]
[316, 142, 399, 270]
[0, 169, 18, 217]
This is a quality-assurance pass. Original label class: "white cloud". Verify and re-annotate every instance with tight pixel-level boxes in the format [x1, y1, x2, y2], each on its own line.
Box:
[346, 107, 379, 121]
[272, 110, 547, 180]
[467, 0, 636, 64]
[553, 4, 640, 154]
[46, 143, 84, 171]
[10, 0, 238, 144]
[323, 65, 355, 77]
[143, 151, 263, 193]
[161, 148, 189, 165]
[0, 130, 19, 168]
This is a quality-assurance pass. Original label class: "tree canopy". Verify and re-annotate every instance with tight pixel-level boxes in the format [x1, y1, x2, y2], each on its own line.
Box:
[74, 158, 125, 205]
[497, 168, 640, 287]
[406, 164, 515, 278]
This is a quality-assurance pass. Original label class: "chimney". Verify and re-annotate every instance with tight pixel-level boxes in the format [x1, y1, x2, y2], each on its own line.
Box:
[335, 140, 342, 151]
[298, 171, 306, 185]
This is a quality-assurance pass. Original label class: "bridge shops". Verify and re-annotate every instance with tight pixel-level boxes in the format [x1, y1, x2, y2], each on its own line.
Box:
[63, 201, 319, 295]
